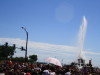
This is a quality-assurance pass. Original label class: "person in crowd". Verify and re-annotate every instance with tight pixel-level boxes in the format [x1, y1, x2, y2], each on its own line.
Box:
[42, 68, 49, 75]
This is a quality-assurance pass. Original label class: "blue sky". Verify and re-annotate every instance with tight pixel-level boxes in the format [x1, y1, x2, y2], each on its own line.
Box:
[0, 0, 100, 67]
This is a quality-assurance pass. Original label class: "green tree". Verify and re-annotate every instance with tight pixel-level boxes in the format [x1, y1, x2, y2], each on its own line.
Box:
[12, 57, 25, 62]
[0, 42, 16, 59]
[29, 55, 37, 62]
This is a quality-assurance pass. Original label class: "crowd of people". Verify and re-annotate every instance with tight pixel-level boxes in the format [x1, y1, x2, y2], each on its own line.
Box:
[0, 60, 100, 75]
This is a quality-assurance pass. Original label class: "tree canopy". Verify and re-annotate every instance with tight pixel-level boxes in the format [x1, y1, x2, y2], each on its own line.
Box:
[29, 55, 37, 62]
[0, 42, 16, 59]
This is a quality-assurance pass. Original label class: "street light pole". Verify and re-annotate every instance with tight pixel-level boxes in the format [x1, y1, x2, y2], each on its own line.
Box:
[21, 27, 28, 62]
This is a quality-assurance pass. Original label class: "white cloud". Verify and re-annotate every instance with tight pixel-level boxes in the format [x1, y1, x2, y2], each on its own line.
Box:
[0, 38, 100, 66]
[85, 51, 100, 55]
[0, 38, 79, 53]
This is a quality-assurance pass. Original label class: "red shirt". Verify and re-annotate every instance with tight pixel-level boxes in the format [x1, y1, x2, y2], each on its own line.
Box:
[26, 72, 31, 75]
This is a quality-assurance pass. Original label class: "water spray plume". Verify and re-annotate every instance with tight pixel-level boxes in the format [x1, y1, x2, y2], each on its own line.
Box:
[78, 16, 87, 59]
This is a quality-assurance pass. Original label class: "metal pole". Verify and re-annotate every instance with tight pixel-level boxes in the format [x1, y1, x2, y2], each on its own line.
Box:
[21, 27, 28, 62]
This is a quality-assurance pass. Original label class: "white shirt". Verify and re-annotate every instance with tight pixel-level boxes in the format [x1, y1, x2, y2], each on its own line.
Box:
[42, 70, 49, 75]
[65, 72, 71, 75]
[49, 72, 56, 75]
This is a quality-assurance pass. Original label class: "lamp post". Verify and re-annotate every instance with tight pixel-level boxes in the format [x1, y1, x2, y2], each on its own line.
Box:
[21, 27, 28, 62]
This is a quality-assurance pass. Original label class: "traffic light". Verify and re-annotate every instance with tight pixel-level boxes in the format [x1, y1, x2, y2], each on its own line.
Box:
[5, 42, 8, 47]
[13, 44, 16, 49]
[21, 46, 25, 51]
